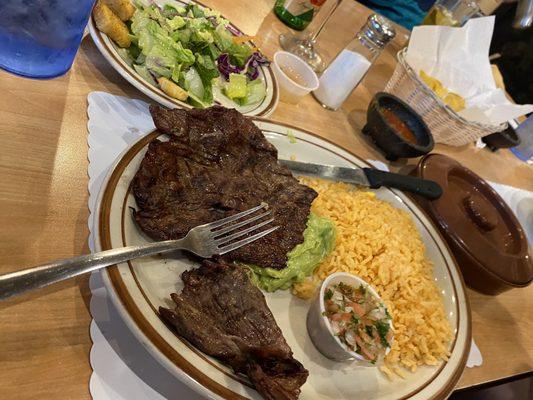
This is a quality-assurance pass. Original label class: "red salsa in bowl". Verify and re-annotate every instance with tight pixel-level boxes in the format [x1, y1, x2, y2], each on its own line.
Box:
[381, 108, 418, 144]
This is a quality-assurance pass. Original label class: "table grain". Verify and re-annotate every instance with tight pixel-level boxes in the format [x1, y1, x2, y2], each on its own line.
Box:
[0, 1, 531, 399]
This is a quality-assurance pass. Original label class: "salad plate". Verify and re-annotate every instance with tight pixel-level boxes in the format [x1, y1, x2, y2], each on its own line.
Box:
[89, 0, 279, 116]
[94, 119, 471, 400]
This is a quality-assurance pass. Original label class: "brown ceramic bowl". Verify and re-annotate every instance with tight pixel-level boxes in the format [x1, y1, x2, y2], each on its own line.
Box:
[410, 154, 532, 295]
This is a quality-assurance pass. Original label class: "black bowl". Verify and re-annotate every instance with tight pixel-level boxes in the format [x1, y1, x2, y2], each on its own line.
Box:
[481, 126, 520, 151]
[362, 92, 434, 161]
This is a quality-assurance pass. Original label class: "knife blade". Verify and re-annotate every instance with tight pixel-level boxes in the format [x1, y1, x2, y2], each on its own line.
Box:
[279, 159, 442, 200]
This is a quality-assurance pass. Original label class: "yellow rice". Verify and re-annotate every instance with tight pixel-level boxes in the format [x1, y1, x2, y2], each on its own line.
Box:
[293, 178, 452, 377]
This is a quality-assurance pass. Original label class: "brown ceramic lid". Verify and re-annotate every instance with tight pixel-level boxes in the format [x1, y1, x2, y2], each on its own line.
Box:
[417, 154, 532, 286]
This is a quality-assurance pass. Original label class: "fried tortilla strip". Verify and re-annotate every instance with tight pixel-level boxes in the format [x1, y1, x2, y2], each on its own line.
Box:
[93, 1, 131, 48]
[444, 92, 466, 112]
[420, 70, 448, 98]
[101, 0, 135, 21]
[157, 77, 189, 101]
[420, 70, 466, 112]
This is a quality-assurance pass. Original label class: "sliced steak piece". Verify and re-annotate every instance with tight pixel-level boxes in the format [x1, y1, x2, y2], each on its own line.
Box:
[159, 260, 308, 400]
[132, 105, 317, 270]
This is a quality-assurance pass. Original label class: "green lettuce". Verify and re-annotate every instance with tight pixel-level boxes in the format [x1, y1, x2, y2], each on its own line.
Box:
[235, 79, 266, 106]
[145, 45, 175, 77]
[188, 17, 212, 31]
[133, 64, 157, 86]
[225, 73, 247, 99]
[213, 23, 233, 52]
[167, 16, 186, 31]
[195, 55, 219, 105]
[183, 67, 204, 99]
[116, 47, 133, 66]
[185, 3, 206, 18]
[162, 3, 186, 16]
[228, 42, 253, 67]
[126, 2, 266, 107]
[171, 63, 182, 84]
[213, 24, 252, 66]
[171, 28, 191, 45]
[245, 213, 336, 292]
[171, 41, 195, 65]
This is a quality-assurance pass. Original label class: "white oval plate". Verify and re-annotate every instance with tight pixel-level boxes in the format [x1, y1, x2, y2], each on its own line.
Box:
[94, 119, 471, 400]
[88, 0, 279, 117]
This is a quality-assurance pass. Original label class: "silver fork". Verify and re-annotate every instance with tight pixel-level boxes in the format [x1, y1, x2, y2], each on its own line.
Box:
[0, 204, 277, 301]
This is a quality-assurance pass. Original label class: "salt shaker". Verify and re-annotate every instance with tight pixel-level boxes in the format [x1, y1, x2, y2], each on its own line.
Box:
[313, 14, 396, 111]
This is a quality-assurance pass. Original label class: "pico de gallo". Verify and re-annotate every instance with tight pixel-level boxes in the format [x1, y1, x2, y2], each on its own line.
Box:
[323, 281, 393, 363]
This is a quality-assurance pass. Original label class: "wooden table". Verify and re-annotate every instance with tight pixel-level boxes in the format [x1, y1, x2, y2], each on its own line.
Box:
[0, 1, 531, 399]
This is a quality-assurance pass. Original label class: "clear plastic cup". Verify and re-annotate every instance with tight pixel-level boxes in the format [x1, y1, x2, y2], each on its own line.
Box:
[272, 51, 319, 104]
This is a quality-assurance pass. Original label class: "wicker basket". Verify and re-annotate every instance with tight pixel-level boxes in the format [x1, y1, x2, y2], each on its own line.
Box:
[384, 49, 507, 146]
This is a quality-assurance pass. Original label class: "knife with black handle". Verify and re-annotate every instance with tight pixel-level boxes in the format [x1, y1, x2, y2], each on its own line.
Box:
[279, 160, 443, 200]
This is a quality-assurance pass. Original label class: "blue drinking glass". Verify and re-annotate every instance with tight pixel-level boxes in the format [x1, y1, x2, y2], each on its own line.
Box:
[0, 0, 96, 79]
[510, 115, 533, 163]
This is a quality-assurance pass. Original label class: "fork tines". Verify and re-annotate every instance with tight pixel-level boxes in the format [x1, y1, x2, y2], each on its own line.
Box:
[206, 203, 278, 255]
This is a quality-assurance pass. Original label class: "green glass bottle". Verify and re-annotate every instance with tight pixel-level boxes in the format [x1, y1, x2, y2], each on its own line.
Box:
[274, 0, 326, 31]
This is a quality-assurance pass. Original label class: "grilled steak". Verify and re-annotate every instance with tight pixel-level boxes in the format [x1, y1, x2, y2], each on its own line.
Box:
[132, 105, 317, 269]
[159, 260, 309, 400]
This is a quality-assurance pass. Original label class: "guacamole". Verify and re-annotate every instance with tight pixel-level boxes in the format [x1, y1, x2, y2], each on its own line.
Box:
[245, 213, 336, 292]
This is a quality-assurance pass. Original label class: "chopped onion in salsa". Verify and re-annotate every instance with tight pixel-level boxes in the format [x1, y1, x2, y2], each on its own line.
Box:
[323, 282, 392, 363]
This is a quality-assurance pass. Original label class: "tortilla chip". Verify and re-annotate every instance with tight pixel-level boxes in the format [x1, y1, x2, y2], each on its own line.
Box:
[444, 92, 466, 112]
[419, 70, 465, 112]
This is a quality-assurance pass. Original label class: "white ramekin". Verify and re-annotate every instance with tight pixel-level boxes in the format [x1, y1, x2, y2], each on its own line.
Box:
[306, 272, 393, 365]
